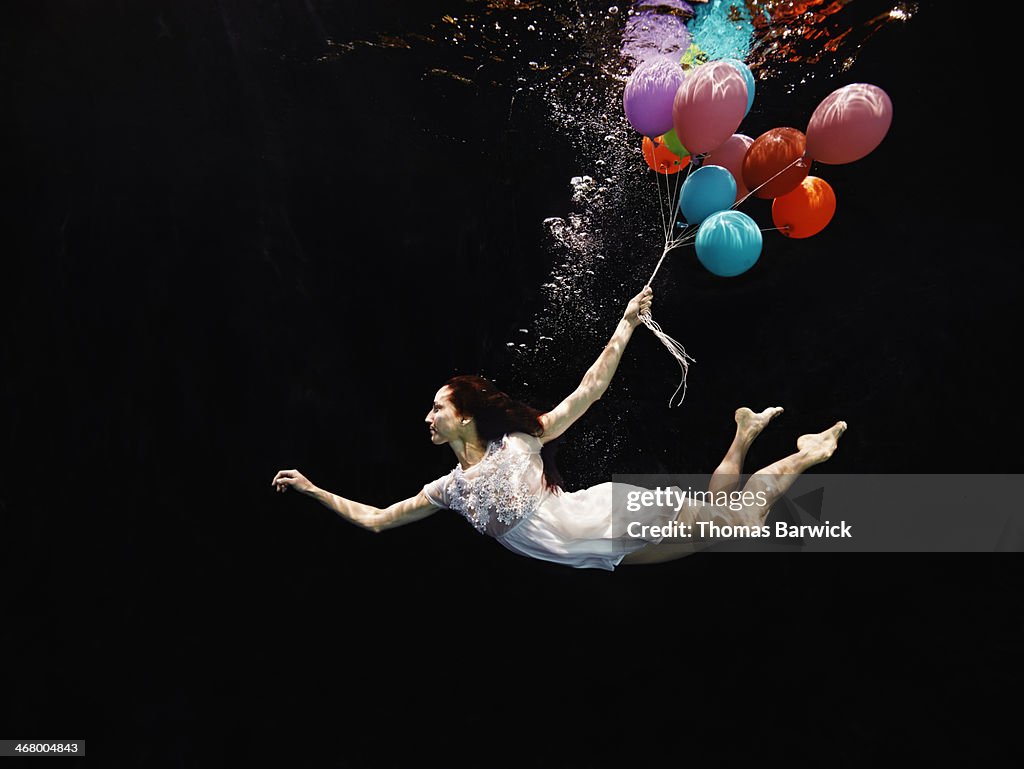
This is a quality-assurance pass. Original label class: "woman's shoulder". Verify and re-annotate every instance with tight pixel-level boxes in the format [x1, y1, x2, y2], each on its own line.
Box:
[504, 431, 543, 454]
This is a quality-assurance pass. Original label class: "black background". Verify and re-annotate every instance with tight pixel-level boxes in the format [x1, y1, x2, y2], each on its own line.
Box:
[2, 1, 1019, 765]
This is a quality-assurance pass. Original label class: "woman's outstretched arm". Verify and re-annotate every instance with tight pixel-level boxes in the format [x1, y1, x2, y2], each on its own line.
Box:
[271, 469, 440, 533]
[538, 285, 653, 444]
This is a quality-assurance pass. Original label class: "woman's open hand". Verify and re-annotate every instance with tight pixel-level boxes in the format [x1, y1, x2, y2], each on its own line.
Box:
[623, 285, 654, 327]
[271, 469, 315, 495]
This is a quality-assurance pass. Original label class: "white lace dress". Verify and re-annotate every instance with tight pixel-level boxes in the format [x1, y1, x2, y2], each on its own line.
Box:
[422, 432, 692, 571]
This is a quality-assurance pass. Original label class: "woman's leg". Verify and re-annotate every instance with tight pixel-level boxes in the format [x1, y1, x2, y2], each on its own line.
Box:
[620, 420, 846, 565]
[708, 406, 784, 494]
[740, 420, 848, 522]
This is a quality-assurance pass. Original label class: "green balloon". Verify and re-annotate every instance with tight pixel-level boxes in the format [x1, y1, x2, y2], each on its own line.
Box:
[663, 129, 690, 159]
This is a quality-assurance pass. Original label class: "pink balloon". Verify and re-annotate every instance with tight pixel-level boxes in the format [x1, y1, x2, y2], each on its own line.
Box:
[672, 60, 748, 155]
[704, 133, 754, 203]
[806, 83, 893, 165]
[623, 57, 687, 138]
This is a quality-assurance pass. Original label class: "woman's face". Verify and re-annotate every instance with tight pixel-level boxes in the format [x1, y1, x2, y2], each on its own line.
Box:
[425, 386, 465, 444]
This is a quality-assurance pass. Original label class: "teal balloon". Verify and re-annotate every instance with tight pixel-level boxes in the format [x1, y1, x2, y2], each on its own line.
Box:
[721, 58, 755, 116]
[679, 165, 736, 225]
[695, 210, 762, 277]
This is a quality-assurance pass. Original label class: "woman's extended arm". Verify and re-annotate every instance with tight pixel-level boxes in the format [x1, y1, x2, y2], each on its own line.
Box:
[538, 285, 653, 444]
[271, 469, 440, 533]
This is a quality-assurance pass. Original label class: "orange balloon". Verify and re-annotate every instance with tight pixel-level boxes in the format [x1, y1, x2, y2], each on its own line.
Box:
[741, 127, 810, 199]
[771, 176, 836, 238]
[642, 135, 689, 175]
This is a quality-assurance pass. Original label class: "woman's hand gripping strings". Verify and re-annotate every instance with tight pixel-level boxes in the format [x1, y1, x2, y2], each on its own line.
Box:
[623, 285, 654, 329]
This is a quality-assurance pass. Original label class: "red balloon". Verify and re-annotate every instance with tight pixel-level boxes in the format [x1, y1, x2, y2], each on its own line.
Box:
[741, 127, 810, 199]
[642, 135, 689, 175]
[772, 176, 837, 238]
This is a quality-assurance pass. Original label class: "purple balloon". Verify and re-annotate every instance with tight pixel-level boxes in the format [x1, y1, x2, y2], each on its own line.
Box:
[623, 57, 687, 138]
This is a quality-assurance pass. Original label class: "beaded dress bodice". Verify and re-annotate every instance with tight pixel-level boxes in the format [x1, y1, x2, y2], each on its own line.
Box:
[436, 434, 545, 538]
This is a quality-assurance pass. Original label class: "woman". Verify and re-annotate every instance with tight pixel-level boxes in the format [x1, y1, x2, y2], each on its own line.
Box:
[271, 286, 847, 570]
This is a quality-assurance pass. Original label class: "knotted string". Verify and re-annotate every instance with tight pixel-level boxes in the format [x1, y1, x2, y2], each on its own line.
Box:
[640, 299, 696, 408]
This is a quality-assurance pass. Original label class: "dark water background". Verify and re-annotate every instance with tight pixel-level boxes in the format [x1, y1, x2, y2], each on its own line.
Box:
[2, 1, 1019, 764]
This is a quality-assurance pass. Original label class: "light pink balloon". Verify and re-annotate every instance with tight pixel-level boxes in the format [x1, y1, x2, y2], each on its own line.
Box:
[704, 133, 754, 203]
[672, 60, 748, 155]
[806, 83, 893, 164]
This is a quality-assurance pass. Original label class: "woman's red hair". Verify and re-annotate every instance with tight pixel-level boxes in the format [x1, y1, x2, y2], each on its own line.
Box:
[444, 374, 563, 494]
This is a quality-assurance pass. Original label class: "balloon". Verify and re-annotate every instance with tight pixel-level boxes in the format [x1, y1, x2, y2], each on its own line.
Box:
[679, 165, 736, 225]
[741, 127, 810, 199]
[672, 60, 748, 155]
[806, 83, 893, 164]
[771, 176, 837, 238]
[719, 58, 755, 116]
[704, 133, 753, 203]
[662, 128, 690, 159]
[642, 135, 689, 175]
[695, 210, 762, 277]
[623, 57, 688, 138]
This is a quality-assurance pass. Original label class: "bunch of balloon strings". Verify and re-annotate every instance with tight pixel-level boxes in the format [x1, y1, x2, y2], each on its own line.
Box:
[637, 152, 804, 407]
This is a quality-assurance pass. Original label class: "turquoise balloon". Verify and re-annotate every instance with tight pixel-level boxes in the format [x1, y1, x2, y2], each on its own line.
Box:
[695, 210, 762, 277]
[720, 58, 755, 116]
[679, 165, 736, 225]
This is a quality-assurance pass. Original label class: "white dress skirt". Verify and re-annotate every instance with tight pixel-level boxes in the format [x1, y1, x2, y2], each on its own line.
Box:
[422, 432, 745, 571]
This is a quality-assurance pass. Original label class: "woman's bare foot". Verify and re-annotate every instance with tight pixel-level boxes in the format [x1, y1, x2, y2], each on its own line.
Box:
[796, 421, 848, 465]
[735, 406, 784, 445]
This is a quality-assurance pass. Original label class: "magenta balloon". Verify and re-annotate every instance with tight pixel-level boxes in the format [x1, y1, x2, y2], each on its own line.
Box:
[704, 133, 754, 203]
[671, 60, 748, 155]
[806, 83, 893, 164]
[623, 57, 687, 138]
